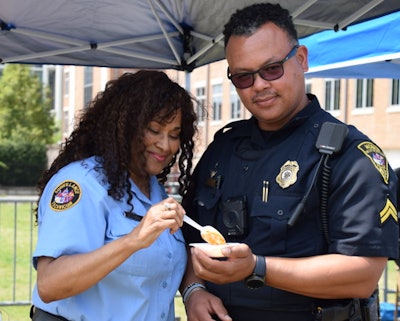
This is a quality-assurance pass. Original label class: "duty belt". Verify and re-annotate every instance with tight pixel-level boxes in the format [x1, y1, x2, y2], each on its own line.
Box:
[314, 299, 361, 321]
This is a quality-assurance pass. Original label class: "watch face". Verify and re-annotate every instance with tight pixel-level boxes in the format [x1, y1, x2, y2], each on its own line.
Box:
[246, 276, 264, 289]
[245, 255, 266, 289]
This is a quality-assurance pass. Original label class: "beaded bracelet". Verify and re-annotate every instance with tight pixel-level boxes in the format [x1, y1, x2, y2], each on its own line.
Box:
[182, 282, 206, 304]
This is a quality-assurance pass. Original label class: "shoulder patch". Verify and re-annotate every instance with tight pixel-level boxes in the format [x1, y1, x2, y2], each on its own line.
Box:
[50, 180, 82, 211]
[357, 141, 389, 184]
[380, 198, 398, 225]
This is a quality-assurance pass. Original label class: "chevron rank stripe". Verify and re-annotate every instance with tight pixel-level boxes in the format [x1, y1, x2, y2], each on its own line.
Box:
[379, 198, 398, 224]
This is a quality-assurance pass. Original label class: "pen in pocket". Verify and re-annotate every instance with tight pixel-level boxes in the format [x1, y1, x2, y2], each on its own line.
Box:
[262, 180, 269, 203]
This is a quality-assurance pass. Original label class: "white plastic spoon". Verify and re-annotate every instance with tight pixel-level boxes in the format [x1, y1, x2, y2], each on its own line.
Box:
[183, 215, 226, 245]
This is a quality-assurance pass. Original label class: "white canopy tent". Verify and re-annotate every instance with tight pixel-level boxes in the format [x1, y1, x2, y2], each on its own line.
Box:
[1, 0, 400, 72]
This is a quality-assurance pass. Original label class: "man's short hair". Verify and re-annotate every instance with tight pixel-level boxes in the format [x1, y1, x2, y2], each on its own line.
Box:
[223, 3, 298, 47]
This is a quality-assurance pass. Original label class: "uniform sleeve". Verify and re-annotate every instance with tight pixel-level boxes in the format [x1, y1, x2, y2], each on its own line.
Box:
[33, 169, 109, 269]
[182, 156, 204, 244]
[181, 140, 221, 244]
[327, 140, 398, 259]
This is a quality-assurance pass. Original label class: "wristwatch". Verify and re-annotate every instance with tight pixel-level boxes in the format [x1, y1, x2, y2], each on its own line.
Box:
[245, 255, 266, 289]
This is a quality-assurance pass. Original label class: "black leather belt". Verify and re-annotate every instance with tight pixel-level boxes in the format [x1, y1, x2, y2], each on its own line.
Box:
[30, 306, 69, 321]
[314, 299, 360, 321]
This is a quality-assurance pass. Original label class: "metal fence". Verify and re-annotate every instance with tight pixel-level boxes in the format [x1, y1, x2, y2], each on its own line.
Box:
[0, 195, 396, 308]
[0, 196, 38, 307]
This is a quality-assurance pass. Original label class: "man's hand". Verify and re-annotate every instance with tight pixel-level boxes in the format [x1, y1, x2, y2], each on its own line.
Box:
[190, 243, 255, 284]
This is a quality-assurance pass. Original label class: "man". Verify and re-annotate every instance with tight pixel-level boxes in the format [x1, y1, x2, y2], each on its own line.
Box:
[180, 3, 399, 321]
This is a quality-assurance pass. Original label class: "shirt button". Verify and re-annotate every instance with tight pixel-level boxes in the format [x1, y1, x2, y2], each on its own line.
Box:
[162, 281, 167, 288]
[167, 253, 172, 259]
[161, 312, 165, 319]
[277, 210, 284, 216]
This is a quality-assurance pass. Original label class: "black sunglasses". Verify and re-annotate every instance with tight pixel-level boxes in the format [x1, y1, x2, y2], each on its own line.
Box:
[227, 45, 299, 89]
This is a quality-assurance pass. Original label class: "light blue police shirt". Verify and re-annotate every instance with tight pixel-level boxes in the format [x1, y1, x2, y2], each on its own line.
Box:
[32, 156, 187, 321]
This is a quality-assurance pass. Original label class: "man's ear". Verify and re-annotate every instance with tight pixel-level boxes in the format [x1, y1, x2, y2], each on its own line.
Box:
[296, 45, 309, 72]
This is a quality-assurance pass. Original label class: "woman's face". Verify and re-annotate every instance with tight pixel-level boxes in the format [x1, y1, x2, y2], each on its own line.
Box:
[140, 109, 182, 176]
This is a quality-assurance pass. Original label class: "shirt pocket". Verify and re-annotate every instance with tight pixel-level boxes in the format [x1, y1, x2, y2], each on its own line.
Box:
[106, 213, 153, 276]
[194, 186, 222, 227]
[248, 194, 301, 255]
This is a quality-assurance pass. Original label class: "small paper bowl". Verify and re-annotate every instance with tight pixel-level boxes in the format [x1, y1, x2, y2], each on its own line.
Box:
[189, 242, 240, 258]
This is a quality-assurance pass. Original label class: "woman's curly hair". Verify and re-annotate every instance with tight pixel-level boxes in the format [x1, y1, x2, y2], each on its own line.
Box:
[35, 70, 197, 219]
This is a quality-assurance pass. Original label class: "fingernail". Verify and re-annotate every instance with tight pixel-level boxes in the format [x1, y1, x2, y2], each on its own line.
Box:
[221, 247, 232, 256]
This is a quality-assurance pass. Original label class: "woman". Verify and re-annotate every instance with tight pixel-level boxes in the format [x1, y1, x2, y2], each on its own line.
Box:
[30, 70, 198, 321]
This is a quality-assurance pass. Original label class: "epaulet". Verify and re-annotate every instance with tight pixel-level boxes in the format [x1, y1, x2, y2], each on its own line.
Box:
[214, 119, 248, 140]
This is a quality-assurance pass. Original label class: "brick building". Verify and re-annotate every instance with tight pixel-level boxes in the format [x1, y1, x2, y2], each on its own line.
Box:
[59, 60, 400, 170]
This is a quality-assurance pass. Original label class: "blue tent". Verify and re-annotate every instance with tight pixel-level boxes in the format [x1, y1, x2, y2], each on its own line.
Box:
[301, 10, 400, 79]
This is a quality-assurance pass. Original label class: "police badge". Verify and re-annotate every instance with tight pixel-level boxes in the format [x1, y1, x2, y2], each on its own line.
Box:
[276, 160, 299, 189]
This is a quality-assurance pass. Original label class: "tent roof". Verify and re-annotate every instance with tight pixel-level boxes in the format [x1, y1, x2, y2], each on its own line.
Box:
[1, 0, 400, 71]
[302, 10, 400, 78]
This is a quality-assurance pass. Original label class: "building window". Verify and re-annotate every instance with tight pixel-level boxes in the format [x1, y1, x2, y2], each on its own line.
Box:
[325, 79, 340, 111]
[64, 71, 70, 96]
[230, 84, 241, 119]
[356, 79, 373, 108]
[391, 79, 400, 105]
[31, 65, 43, 81]
[196, 86, 206, 122]
[212, 83, 222, 121]
[305, 80, 312, 94]
[63, 110, 70, 137]
[83, 67, 93, 108]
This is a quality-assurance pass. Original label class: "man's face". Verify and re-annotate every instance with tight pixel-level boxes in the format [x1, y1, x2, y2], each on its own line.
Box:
[226, 22, 309, 131]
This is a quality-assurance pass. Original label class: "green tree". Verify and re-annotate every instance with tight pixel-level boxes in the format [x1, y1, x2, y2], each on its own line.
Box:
[0, 64, 57, 144]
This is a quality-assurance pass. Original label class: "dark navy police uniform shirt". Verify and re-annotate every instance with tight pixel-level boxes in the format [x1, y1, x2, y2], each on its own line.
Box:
[182, 95, 398, 318]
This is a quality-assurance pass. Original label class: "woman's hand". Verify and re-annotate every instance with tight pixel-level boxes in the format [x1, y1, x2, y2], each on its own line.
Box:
[131, 197, 185, 248]
[185, 289, 232, 321]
